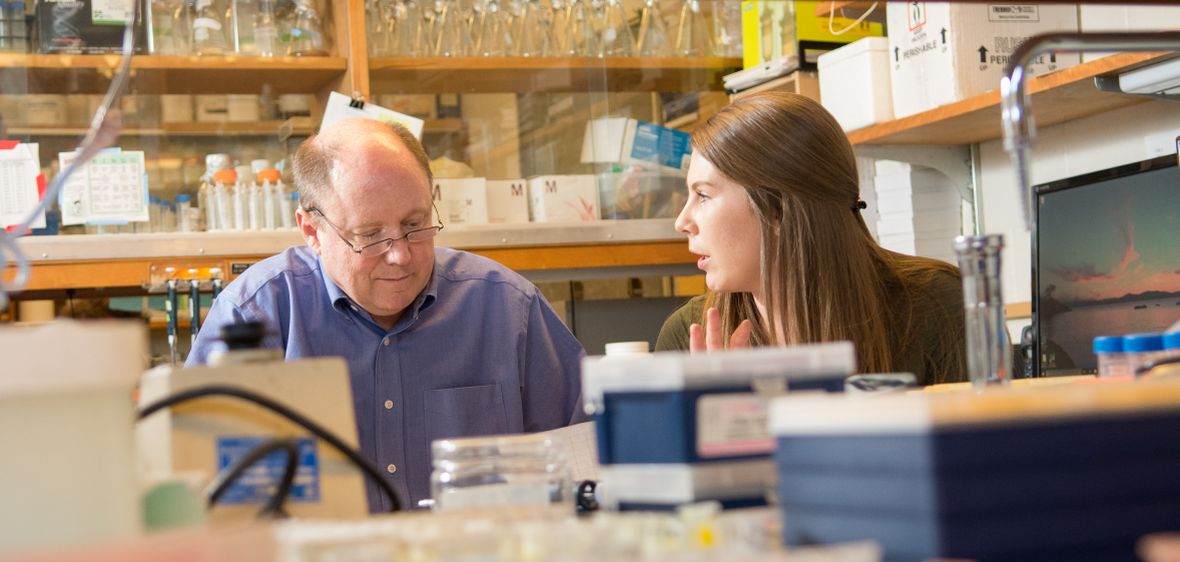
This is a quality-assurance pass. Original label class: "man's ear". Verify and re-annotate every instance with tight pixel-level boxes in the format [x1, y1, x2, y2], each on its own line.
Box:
[296, 208, 321, 255]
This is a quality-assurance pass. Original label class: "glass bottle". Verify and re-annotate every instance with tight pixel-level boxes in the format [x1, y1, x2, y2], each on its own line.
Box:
[258, 168, 281, 230]
[228, 0, 258, 54]
[192, 0, 229, 56]
[673, 0, 710, 57]
[474, 0, 512, 56]
[563, 0, 599, 56]
[433, 0, 465, 56]
[171, 0, 197, 55]
[954, 234, 1012, 388]
[288, 0, 327, 56]
[198, 153, 230, 232]
[515, 0, 554, 57]
[393, 0, 425, 56]
[635, 0, 670, 56]
[254, 0, 279, 56]
[779, 1, 797, 61]
[599, 0, 634, 57]
[150, 0, 185, 54]
[213, 168, 238, 231]
[711, 0, 741, 57]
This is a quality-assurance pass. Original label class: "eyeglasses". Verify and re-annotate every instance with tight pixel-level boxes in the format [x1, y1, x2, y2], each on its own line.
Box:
[308, 207, 444, 258]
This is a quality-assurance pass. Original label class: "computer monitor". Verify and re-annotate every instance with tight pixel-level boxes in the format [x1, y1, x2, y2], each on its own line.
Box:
[1033, 153, 1180, 377]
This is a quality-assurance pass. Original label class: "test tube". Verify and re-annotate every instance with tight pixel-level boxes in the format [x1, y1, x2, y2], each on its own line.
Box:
[188, 268, 201, 348]
[164, 268, 180, 365]
[954, 234, 1011, 388]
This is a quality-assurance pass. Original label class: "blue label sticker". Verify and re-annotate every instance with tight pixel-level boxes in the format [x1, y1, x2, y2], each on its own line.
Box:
[215, 436, 321, 504]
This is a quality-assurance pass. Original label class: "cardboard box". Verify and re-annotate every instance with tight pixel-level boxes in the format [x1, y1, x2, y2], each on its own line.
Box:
[195, 95, 229, 123]
[432, 178, 489, 225]
[486, 179, 529, 224]
[887, 2, 1079, 119]
[37, 0, 144, 54]
[528, 175, 599, 222]
[581, 118, 691, 174]
[1079, 5, 1180, 63]
[741, 1, 884, 69]
[818, 37, 893, 131]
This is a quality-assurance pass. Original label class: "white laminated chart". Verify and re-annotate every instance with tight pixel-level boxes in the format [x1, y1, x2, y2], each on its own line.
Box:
[0, 143, 45, 230]
[58, 149, 148, 225]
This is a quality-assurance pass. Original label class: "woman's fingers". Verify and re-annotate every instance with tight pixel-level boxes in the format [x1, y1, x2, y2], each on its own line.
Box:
[689, 322, 705, 352]
[730, 319, 753, 349]
[691, 308, 752, 353]
[705, 307, 725, 351]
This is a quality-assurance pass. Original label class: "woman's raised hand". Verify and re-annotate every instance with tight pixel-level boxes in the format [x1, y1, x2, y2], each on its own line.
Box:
[689, 307, 752, 353]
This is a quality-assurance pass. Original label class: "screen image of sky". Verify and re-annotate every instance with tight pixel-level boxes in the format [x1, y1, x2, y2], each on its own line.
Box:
[1039, 166, 1180, 306]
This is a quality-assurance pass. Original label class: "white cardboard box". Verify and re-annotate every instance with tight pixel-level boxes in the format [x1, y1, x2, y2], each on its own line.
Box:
[486, 179, 530, 224]
[528, 175, 600, 222]
[432, 178, 489, 225]
[887, 2, 1079, 118]
[581, 118, 692, 174]
[818, 37, 894, 131]
[1079, 5, 1180, 63]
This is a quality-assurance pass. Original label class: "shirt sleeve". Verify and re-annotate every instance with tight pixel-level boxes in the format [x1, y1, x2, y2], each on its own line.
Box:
[519, 290, 588, 431]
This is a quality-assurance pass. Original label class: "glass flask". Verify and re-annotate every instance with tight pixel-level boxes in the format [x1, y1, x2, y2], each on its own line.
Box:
[563, 0, 599, 56]
[515, 0, 554, 57]
[673, 0, 710, 56]
[599, 0, 634, 57]
[192, 0, 228, 55]
[431, 433, 572, 514]
[254, 0, 279, 56]
[474, 0, 514, 56]
[636, 0, 670, 56]
[287, 0, 327, 56]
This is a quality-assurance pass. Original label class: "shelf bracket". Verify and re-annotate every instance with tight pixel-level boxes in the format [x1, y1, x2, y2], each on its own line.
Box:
[853, 144, 974, 204]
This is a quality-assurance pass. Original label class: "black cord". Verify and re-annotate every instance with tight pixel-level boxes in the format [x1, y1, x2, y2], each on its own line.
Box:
[1137, 356, 1180, 377]
[138, 384, 403, 512]
[206, 437, 299, 519]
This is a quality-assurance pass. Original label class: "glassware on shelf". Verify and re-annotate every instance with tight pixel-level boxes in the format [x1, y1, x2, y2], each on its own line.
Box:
[149, 0, 187, 54]
[779, 1, 797, 61]
[392, 0, 426, 56]
[635, 0, 670, 56]
[711, 0, 741, 57]
[673, 0, 710, 57]
[563, 0, 599, 56]
[170, 0, 197, 55]
[515, 0, 554, 57]
[474, 0, 513, 56]
[433, 0, 469, 56]
[253, 0, 279, 56]
[228, 0, 258, 54]
[430, 433, 572, 514]
[192, 0, 229, 56]
[198, 153, 230, 232]
[287, 0, 327, 56]
[599, 0, 634, 57]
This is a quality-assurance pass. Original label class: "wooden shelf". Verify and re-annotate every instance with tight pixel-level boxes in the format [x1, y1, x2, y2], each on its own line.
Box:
[369, 56, 741, 94]
[8, 120, 312, 138]
[815, 1, 876, 17]
[847, 52, 1172, 146]
[0, 54, 347, 95]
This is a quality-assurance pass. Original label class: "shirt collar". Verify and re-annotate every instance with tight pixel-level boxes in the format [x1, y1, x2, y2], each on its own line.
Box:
[318, 252, 440, 327]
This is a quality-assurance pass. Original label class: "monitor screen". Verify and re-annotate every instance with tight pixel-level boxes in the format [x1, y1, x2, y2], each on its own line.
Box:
[1034, 154, 1180, 377]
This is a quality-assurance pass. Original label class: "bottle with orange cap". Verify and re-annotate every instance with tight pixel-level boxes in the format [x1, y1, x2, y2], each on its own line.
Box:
[212, 168, 237, 231]
[257, 167, 283, 230]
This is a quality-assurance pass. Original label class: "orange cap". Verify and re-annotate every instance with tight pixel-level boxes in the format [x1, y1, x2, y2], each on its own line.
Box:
[257, 168, 281, 183]
[213, 169, 238, 184]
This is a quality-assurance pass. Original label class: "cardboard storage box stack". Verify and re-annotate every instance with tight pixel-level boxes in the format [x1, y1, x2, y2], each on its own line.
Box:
[887, 2, 1079, 118]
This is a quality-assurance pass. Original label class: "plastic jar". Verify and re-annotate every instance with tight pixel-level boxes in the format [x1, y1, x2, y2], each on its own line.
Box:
[1093, 336, 1130, 379]
[1123, 333, 1166, 377]
[176, 194, 194, 232]
[604, 341, 651, 356]
[430, 432, 571, 514]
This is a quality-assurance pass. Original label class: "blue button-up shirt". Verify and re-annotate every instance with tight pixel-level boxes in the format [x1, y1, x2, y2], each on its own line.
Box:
[187, 246, 587, 510]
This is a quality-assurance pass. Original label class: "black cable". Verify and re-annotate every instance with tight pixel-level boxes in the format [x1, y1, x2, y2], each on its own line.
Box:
[1137, 356, 1180, 377]
[138, 384, 403, 512]
[206, 437, 299, 519]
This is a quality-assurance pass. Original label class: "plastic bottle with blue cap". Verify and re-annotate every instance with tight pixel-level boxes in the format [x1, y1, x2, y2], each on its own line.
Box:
[1123, 333, 1165, 377]
[1093, 336, 1129, 379]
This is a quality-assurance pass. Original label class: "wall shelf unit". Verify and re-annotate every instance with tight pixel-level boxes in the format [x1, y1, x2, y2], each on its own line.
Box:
[846, 52, 1173, 146]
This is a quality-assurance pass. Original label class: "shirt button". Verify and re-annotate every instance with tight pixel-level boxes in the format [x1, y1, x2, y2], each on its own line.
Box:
[386, 463, 397, 474]
[384, 399, 393, 410]
[382, 337, 390, 346]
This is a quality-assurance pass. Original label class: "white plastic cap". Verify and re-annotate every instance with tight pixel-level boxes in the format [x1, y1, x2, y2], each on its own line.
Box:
[251, 159, 271, 174]
[604, 341, 650, 356]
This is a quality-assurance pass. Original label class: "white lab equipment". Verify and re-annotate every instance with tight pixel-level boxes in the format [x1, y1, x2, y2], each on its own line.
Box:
[430, 432, 572, 514]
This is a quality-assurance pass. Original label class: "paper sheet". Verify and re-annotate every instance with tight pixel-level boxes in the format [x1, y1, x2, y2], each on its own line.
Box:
[58, 149, 148, 225]
[0, 143, 45, 230]
[320, 91, 426, 139]
[537, 421, 599, 482]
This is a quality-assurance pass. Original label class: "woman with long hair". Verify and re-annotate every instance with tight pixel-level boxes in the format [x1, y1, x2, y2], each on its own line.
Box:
[655, 91, 966, 386]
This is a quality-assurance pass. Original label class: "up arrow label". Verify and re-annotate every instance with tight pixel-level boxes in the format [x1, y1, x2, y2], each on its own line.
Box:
[940, 28, 947, 44]
[894, 46, 900, 62]
[978, 45, 988, 63]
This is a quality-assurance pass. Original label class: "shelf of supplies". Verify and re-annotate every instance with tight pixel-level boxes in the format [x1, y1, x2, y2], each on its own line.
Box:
[7, 120, 313, 138]
[10, 220, 696, 292]
[729, 70, 819, 102]
[846, 52, 1172, 146]
[814, 1, 886, 23]
[368, 56, 742, 94]
[0, 54, 348, 95]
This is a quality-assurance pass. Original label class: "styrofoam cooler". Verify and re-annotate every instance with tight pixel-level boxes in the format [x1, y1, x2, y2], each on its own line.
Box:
[818, 37, 894, 131]
[770, 380, 1180, 562]
[582, 343, 856, 510]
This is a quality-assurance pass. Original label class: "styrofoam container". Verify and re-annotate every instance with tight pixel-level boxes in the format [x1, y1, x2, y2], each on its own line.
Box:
[486, 179, 529, 224]
[160, 94, 194, 123]
[226, 94, 260, 122]
[818, 37, 893, 131]
[432, 178, 489, 225]
[195, 95, 229, 122]
[887, 2, 1079, 118]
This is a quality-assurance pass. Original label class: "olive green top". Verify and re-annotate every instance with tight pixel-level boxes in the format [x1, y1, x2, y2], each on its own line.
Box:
[654, 271, 968, 387]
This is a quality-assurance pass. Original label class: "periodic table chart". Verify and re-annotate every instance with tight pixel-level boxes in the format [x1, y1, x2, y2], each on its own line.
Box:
[58, 149, 148, 226]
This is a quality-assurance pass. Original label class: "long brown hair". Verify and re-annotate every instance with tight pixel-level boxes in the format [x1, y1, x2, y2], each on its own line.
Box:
[694, 91, 959, 374]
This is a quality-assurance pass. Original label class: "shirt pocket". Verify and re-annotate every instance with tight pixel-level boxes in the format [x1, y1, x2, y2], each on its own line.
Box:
[424, 384, 509, 444]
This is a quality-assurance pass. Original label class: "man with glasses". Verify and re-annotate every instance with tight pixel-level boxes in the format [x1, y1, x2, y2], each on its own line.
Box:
[188, 119, 587, 511]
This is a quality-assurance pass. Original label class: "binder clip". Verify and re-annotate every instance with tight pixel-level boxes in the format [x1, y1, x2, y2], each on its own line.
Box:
[348, 96, 365, 110]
